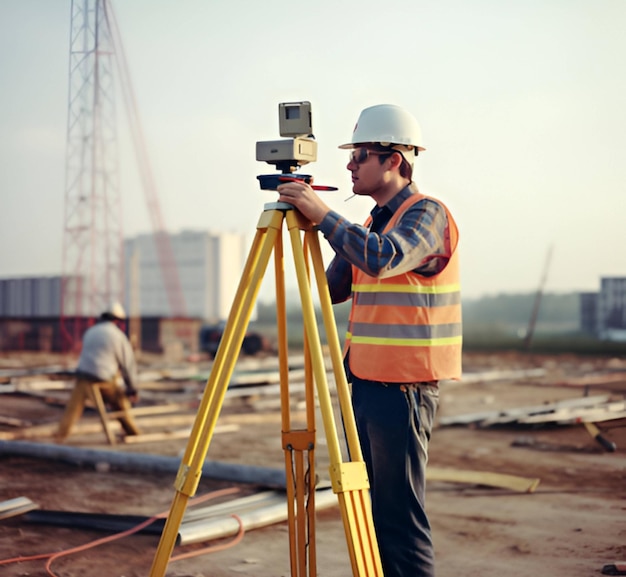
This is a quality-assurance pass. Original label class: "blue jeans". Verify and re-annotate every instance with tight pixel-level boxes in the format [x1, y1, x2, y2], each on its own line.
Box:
[351, 377, 439, 577]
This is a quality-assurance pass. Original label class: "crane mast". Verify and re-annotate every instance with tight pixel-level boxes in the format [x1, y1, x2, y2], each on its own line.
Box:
[60, 0, 186, 350]
[60, 0, 122, 349]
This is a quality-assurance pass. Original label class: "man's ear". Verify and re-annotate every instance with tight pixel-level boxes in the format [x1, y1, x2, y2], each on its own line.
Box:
[389, 151, 404, 171]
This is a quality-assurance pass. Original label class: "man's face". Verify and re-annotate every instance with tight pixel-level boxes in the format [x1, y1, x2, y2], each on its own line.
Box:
[346, 147, 391, 197]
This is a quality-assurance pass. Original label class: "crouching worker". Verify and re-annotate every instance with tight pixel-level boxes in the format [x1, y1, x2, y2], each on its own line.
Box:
[57, 301, 140, 442]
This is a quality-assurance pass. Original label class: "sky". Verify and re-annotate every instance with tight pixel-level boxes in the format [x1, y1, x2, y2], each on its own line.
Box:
[1, 0, 625, 302]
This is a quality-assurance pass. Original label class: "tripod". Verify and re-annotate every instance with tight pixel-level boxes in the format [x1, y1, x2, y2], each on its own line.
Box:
[149, 202, 383, 577]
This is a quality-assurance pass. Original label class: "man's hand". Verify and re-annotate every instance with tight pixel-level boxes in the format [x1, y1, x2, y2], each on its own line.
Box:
[125, 387, 139, 404]
[276, 181, 331, 224]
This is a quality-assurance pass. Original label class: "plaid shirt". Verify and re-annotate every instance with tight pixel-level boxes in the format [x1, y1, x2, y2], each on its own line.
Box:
[317, 183, 452, 304]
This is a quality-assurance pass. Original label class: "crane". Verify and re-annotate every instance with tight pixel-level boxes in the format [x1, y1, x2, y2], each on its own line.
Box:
[60, 0, 186, 350]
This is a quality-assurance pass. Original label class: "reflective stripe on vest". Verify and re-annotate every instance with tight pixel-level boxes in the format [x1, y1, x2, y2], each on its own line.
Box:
[346, 193, 462, 382]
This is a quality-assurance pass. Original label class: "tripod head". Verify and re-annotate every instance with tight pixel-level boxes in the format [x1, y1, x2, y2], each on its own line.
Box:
[256, 101, 318, 190]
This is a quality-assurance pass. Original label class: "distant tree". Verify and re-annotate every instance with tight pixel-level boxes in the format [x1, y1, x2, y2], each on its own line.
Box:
[462, 292, 580, 334]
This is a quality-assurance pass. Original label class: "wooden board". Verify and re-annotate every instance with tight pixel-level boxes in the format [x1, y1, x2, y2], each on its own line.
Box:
[427, 467, 540, 493]
[438, 395, 612, 427]
[518, 401, 626, 425]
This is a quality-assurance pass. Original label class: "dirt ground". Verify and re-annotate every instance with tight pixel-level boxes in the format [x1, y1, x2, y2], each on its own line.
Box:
[1, 350, 625, 577]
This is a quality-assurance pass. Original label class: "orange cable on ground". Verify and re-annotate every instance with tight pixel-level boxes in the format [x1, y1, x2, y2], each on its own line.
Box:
[0, 487, 243, 577]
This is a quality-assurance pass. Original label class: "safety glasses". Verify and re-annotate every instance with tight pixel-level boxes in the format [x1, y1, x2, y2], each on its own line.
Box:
[349, 147, 391, 165]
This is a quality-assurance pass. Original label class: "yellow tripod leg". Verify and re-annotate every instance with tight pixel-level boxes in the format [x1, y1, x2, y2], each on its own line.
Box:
[276, 221, 318, 577]
[305, 231, 363, 462]
[150, 205, 382, 577]
[300, 242, 318, 577]
[307, 229, 383, 576]
[287, 212, 383, 577]
[272, 216, 301, 574]
[149, 208, 284, 577]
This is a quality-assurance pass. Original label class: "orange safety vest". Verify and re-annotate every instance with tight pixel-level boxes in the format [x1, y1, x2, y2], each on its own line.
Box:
[345, 193, 462, 382]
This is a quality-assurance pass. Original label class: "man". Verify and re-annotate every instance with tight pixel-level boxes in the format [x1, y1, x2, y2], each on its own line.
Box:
[62, 301, 140, 438]
[277, 103, 462, 577]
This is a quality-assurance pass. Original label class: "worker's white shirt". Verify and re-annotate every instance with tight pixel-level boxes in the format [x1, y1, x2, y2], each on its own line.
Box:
[76, 321, 137, 389]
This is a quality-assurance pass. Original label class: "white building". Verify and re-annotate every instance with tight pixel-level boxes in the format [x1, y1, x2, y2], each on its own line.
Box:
[124, 230, 248, 321]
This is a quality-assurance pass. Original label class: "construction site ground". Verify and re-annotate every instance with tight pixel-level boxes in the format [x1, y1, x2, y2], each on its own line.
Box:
[1, 350, 625, 577]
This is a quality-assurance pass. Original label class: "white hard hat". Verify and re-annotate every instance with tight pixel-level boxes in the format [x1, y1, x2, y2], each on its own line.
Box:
[338, 104, 426, 153]
[105, 301, 126, 320]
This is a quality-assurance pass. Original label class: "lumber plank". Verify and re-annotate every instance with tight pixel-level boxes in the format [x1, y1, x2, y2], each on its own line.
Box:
[122, 424, 240, 444]
[427, 467, 540, 493]
[0, 404, 294, 441]
[552, 372, 626, 388]
[0, 415, 33, 428]
[438, 395, 611, 427]
[0, 412, 198, 440]
[0, 418, 120, 440]
[452, 368, 546, 385]
[519, 401, 626, 424]
[105, 401, 200, 418]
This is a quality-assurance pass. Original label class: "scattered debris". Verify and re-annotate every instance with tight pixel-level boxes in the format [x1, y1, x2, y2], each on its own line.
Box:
[0, 496, 39, 520]
[583, 421, 617, 452]
[512, 436, 599, 453]
[519, 400, 626, 425]
[440, 393, 624, 453]
[552, 371, 626, 394]
[437, 395, 623, 427]
[603, 562, 626, 576]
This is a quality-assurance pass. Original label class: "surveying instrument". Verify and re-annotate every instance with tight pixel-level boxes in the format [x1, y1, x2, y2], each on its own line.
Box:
[149, 101, 383, 577]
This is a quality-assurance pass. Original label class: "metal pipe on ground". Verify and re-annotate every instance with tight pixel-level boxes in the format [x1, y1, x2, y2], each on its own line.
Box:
[18, 488, 340, 547]
[178, 488, 337, 545]
[0, 440, 287, 488]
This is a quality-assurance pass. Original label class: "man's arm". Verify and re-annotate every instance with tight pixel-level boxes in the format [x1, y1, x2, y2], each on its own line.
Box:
[275, 180, 450, 279]
[326, 253, 353, 304]
[115, 329, 139, 399]
[318, 199, 450, 278]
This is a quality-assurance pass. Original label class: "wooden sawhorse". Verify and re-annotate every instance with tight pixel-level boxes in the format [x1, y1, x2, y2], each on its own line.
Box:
[56, 379, 140, 445]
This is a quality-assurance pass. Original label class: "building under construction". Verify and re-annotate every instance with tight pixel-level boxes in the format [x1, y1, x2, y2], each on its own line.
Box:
[580, 277, 626, 341]
[0, 229, 247, 353]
